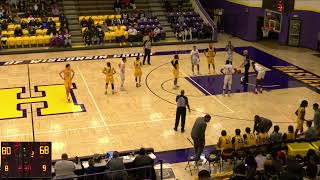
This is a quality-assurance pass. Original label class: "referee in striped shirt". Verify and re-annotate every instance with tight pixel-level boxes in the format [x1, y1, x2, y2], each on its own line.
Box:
[174, 90, 191, 133]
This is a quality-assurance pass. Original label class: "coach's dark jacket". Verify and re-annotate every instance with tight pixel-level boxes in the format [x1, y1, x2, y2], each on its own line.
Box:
[253, 117, 273, 133]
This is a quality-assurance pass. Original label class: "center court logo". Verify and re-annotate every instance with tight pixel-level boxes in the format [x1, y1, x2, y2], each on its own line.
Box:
[0, 83, 86, 120]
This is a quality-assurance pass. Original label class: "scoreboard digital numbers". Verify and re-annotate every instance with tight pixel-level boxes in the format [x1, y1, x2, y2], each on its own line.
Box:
[1, 142, 52, 178]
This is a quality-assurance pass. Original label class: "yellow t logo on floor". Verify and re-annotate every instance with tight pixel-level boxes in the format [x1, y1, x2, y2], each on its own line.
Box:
[0, 83, 85, 120]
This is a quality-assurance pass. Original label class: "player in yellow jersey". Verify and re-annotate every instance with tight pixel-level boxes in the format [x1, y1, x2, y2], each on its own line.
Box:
[232, 129, 244, 150]
[257, 130, 269, 145]
[217, 130, 232, 151]
[283, 125, 295, 142]
[103, 62, 116, 95]
[204, 43, 216, 74]
[243, 127, 256, 147]
[59, 64, 75, 102]
[295, 100, 308, 135]
[134, 57, 142, 87]
[171, 55, 180, 89]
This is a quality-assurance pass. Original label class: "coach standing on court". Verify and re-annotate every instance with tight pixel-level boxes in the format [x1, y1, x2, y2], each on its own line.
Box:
[253, 115, 273, 134]
[191, 114, 211, 163]
[174, 90, 190, 133]
[142, 33, 152, 65]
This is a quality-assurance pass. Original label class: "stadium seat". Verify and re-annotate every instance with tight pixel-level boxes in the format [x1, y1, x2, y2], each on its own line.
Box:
[36, 29, 44, 36]
[15, 37, 23, 47]
[115, 15, 121, 19]
[1, 31, 8, 36]
[92, 16, 99, 21]
[29, 36, 38, 46]
[7, 37, 16, 48]
[108, 15, 114, 19]
[22, 36, 30, 47]
[37, 36, 46, 46]
[124, 31, 128, 39]
[22, 29, 29, 36]
[21, 18, 28, 22]
[7, 31, 14, 37]
[110, 32, 116, 40]
[52, 17, 59, 23]
[105, 32, 112, 42]
[56, 23, 61, 28]
[7, 24, 15, 31]
[43, 35, 51, 45]
[120, 26, 126, 31]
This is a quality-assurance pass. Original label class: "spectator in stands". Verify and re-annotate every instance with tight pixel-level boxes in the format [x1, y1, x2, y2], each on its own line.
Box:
[52, 3, 60, 16]
[14, 27, 23, 37]
[28, 26, 36, 36]
[198, 168, 211, 180]
[83, 28, 92, 46]
[271, 151, 283, 173]
[80, 17, 88, 28]
[230, 163, 247, 180]
[0, 30, 8, 46]
[27, 14, 34, 23]
[128, 26, 137, 45]
[255, 149, 266, 171]
[47, 18, 57, 35]
[115, 25, 125, 46]
[64, 29, 72, 47]
[177, 15, 184, 26]
[0, 6, 4, 19]
[283, 125, 295, 142]
[33, 3, 39, 16]
[34, 19, 41, 29]
[253, 115, 273, 134]
[191, 115, 211, 163]
[97, 27, 104, 46]
[21, 20, 28, 29]
[41, 19, 48, 29]
[59, 14, 68, 29]
[139, 10, 145, 19]
[0, 19, 8, 31]
[175, 27, 185, 42]
[130, 0, 136, 10]
[243, 127, 256, 147]
[114, 0, 122, 14]
[269, 125, 283, 143]
[112, 16, 121, 26]
[105, 151, 128, 179]
[304, 163, 318, 180]
[87, 17, 94, 30]
[13, 14, 21, 24]
[280, 157, 303, 180]
[184, 27, 192, 41]
[304, 149, 320, 165]
[232, 129, 244, 150]
[257, 130, 269, 145]
[133, 148, 155, 179]
[302, 121, 317, 141]
[85, 159, 99, 174]
[123, 0, 130, 9]
[217, 130, 232, 150]
[245, 154, 257, 179]
[54, 153, 76, 179]
[312, 103, 320, 134]
[153, 26, 161, 42]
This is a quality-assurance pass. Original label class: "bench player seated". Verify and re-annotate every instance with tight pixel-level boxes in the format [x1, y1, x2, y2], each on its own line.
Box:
[243, 127, 257, 147]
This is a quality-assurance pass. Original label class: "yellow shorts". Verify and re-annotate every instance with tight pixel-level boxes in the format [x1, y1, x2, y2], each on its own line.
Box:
[207, 57, 214, 64]
[64, 80, 72, 89]
[173, 69, 179, 79]
[106, 76, 114, 84]
[134, 70, 142, 77]
[296, 120, 303, 130]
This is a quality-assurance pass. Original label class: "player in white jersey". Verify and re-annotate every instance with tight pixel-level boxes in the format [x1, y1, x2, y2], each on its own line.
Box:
[252, 62, 266, 94]
[190, 45, 200, 75]
[225, 41, 234, 64]
[119, 57, 127, 91]
[220, 60, 235, 96]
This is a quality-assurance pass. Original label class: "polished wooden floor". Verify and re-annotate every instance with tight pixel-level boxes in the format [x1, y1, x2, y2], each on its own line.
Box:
[0, 34, 319, 161]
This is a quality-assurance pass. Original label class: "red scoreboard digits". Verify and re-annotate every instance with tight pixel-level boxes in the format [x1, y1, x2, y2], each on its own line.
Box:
[1, 142, 52, 178]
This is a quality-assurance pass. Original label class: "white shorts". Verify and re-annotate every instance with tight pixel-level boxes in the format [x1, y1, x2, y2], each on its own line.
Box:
[120, 73, 125, 81]
[257, 71, 266, 80]
[191, 58, 200, 65]
[223, 75, 232, 89]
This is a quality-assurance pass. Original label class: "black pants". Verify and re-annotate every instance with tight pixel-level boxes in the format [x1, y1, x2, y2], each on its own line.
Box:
[192, 136, 205, 161]
[175, 107, 186, 130]
[243, 64, 250, 83]
[143, 48, 151, 64]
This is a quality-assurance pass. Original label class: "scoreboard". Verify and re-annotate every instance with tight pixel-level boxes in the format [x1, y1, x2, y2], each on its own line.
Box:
[1, 142, 52, 178]
[262, 0, 295, 13]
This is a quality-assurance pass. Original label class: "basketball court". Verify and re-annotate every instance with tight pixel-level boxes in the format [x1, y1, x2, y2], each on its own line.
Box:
[0, 36, 319, 161]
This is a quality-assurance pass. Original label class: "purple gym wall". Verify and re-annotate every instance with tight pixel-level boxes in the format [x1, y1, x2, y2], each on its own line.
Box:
[200, 0, 320, 50]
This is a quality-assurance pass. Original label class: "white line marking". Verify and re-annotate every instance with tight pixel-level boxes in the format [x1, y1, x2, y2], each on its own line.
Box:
[75, 65, 109, 131]
[179, 70, 234, 113]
